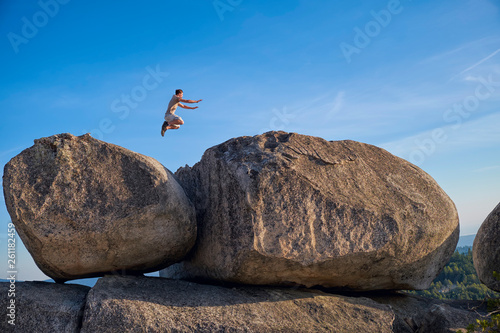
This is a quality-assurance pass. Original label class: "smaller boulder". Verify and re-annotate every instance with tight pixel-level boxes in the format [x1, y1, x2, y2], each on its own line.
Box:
[0, 281, 89, 332]
[473, 202, 500, 291]
[2, 133, 196, 281]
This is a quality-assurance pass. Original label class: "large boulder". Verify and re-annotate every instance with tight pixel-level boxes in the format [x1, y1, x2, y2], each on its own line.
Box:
[0, 281, 89, 332]
[473, 202, 500, 291]
[161, 131, 459, 290]
[81, 275, 395, 332]
[3, 133, 196, 281]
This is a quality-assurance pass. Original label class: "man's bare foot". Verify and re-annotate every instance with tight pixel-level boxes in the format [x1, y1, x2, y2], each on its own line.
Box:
[167, 125, 180, 130]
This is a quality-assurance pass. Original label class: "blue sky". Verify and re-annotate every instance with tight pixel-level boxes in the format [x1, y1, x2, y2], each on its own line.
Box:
[1, 0, 499, 281]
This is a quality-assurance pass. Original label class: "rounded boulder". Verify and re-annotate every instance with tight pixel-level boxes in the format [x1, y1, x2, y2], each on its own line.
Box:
[3, 133, 196, 281]
[161, 131, 459, 290]
[473, 203, 500, 291]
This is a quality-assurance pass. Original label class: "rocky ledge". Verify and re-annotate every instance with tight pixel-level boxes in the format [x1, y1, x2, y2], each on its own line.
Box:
[0, 276, 488, 332]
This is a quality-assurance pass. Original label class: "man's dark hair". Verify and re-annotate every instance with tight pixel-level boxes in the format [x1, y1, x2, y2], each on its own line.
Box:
[175, 89, 183, 95]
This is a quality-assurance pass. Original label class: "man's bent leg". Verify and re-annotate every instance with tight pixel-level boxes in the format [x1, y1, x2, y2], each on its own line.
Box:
[169, 119, 184, 125]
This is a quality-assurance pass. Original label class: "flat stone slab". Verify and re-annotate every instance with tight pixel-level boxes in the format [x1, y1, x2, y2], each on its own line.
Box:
[81, 276, 395, 332]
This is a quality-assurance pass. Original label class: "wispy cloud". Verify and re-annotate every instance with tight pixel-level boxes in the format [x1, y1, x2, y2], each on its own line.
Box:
[447, 45, 500, 82]
[283, 78, 498, 143]
[0, 146, 25, 159]
[420, 36, 500, 65]
[458, 48, 500, 76]
[326, 91, 345, 120]
[49, 94, 83, 109]
[380, 112, 500, 159]
[473, 165, 500, 173]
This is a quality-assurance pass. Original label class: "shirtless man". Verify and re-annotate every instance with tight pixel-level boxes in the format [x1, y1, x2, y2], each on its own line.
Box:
[161, 89, 202, 136]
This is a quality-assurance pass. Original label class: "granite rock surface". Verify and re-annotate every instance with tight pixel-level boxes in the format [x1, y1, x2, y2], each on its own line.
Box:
[162, 131, 459, 290]
[3, 133, 196, 281]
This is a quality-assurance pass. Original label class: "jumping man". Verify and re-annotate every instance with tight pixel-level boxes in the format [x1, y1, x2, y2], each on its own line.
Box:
[161, 89, 202, 136]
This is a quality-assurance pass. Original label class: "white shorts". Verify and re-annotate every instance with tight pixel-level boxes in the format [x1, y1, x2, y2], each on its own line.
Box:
[164, 114, 183, 123]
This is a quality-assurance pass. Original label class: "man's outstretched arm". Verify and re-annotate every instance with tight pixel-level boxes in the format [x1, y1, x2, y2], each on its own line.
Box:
[180, 98, 202, 103]
[179, 103, 198, 110]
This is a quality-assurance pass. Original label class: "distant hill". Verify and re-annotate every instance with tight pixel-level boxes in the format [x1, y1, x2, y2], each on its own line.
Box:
[457, 234, 475, 248]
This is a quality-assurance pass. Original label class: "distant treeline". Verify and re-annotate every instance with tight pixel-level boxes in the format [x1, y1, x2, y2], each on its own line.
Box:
[406, 247, 500, 300]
